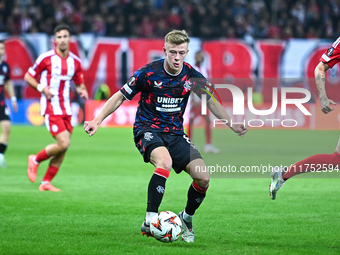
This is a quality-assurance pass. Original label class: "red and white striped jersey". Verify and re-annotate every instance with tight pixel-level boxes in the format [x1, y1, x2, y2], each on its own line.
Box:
[28, 49, 84, 116]
[320, 36, 340, 68]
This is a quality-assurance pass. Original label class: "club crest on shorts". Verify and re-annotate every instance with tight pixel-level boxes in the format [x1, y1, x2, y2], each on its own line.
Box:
[144, 132, 153, 141]
[52, 125, 59, 133]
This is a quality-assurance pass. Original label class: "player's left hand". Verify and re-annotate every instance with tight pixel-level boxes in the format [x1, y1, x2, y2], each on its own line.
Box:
[231, 124, 248, 138]
[79, 89, 89, 100]
[321, 97, 336, 114]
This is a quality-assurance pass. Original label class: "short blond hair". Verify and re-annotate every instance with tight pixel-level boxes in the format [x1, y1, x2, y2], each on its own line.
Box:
[165, 30, 190, 47]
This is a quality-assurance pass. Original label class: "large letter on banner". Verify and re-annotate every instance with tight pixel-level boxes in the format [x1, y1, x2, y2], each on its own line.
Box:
[202, 40, 255, 101]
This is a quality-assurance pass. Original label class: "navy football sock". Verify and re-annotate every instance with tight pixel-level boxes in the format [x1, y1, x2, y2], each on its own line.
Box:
[146, 168, 170, 212]
[185, 181, 208, 216]
[0, 143, 7, 154]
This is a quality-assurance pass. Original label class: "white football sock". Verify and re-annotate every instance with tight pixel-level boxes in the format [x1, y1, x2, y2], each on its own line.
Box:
[183, 210, 193, 222]
[146, 212, 157, 224]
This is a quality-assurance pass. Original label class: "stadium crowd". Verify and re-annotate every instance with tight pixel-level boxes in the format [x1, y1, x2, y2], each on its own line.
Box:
[0, 0, 340, 40]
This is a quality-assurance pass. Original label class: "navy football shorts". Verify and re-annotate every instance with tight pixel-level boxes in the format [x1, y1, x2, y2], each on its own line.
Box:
[0, 105, 10, 121]
[134, 132, 202, 173]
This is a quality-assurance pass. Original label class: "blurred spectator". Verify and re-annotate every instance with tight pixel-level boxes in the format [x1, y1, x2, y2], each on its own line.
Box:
[138, 16, 154, 38]
[254, 19, 269, 39]
[291, 1, 305, 24]
[0, 0, 339, 40]
[268, 25, 281, 39]
[92, 14, 106, 36]
[20, 10, 32, 33]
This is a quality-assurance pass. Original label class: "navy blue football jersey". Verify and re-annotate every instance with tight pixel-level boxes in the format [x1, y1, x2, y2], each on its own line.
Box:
[120, 59, 212, 137]
[0, 61, 10, 107]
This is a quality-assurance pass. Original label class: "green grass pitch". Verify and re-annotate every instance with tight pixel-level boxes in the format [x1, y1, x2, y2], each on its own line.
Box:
[1, 126, 340, 255]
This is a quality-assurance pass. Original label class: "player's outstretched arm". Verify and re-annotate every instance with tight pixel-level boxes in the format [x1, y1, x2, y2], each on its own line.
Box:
[314, 61, 336, 114]
[84, 91, 126, 137]
[206, 98, 248, 137]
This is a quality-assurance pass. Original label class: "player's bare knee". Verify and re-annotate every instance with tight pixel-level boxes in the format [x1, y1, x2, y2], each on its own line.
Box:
[58, 140, 70, 152]
[63, 141, 70, 151]
[158, 159, 172, 171]
[195, 178, 210, 189]
[2, 126, 10, 136]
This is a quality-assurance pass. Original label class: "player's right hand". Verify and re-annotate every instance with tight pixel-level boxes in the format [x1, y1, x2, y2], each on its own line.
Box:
[321, 97, 336, 114]
[84, 121, 98, 137]
[42, 87, 54, 100]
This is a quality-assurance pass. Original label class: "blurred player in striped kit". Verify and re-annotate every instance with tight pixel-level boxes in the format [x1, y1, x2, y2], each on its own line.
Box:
[24, 24, 88, 191]
[189, 50, 220, 154]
